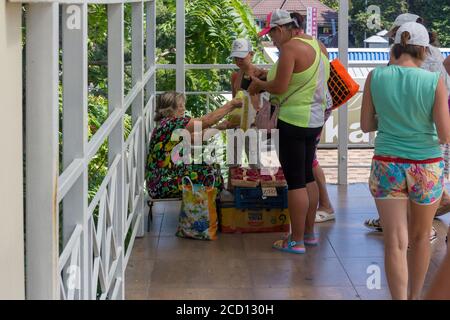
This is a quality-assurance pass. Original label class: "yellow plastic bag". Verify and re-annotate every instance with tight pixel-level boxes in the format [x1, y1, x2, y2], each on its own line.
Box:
[176, 175, 218, 240]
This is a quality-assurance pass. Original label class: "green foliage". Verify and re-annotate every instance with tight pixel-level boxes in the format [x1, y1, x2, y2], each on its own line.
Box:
[86, 94, 132, 202]
[86, 5, 133, 203]
[348, 0, 450, 47]
[320, 0, 340, 10]
[85, 4, 110, 200]
[155, 0, 265, 114]
[87, 5, 108, 97]
[349, 0, 409, 47]
[87, 94, 109, 201]
[407, 0, 450, 47]
[86, 1, 263, 116]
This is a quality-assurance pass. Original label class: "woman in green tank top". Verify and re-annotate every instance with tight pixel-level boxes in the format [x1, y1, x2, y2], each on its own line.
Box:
[248, 9, 331, 255]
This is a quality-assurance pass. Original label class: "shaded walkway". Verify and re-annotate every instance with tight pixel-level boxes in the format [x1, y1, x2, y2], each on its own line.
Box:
[125, 184, 450, 300]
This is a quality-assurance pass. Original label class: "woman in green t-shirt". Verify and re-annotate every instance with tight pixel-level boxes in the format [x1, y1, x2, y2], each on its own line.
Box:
[361, 22, 450, 300]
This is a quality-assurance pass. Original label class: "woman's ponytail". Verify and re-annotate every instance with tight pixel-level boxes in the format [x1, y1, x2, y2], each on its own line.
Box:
[290, 12, 305, 30]
[400, 31, 411, 47]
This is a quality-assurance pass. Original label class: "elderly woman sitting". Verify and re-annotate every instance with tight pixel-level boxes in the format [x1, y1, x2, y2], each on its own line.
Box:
[146, 91, 242, 199]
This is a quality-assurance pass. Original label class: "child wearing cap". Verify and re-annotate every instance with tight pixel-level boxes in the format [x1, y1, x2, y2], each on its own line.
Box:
[229, 39, 267, 114]
[361, 22, 450, 300]
[229, 39, 267, 167]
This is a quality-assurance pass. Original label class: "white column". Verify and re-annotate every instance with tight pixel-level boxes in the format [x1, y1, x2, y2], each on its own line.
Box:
[108, 3, 125, 300]
[176, 0, 185, 93]
[26, 3, 60, 300]
[132, 2, 146, 238]
[338, 0, 349, 185]
[0, 1, 25, 300]
[62, 3, 89, 300]
[146, 0, 156, 133]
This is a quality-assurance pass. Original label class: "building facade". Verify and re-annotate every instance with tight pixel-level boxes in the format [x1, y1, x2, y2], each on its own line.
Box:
[245, 0, 338, 46]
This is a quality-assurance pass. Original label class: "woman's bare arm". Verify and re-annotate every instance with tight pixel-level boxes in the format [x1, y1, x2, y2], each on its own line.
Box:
[231, 71, 239, 98]
[360, 72, 378, 133]
[185, 98, 241, 133]
[444, 56, 450, 76]
[433, 77, 450, 144]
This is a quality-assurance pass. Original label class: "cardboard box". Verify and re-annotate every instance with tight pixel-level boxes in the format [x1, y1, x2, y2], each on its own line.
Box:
[219, 207, 290, 233]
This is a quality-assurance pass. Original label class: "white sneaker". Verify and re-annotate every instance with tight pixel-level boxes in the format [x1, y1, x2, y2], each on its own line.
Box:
[315, 211, 335, 223]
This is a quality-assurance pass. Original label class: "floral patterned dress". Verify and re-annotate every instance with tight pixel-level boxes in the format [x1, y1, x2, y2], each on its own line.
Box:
[146, 116, 224, 198]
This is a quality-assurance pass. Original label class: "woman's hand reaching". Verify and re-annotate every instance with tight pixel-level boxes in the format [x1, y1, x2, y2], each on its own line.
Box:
[229, 97, 243, 109]
[215, 120, 239, 131]
[248, 76, 264, 96]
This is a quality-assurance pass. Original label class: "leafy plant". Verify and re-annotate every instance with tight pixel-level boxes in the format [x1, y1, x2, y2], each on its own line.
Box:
[156, 0, 265, 113]
[348, 0, 450, 47]
[349, 0, 409, 47]
[320, 0, 339, 11]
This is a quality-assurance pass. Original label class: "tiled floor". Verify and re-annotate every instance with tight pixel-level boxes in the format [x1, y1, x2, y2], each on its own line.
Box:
[125, 183, 450, 300]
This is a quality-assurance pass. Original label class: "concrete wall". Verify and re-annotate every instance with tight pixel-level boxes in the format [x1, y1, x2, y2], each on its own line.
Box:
[0, 1, 25, 299]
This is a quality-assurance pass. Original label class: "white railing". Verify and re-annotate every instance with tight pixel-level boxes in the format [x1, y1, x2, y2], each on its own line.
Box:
[19, 0, 156, 300]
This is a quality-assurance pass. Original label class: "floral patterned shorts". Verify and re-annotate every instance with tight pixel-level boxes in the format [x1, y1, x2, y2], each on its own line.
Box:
[369, 156, 445, 205]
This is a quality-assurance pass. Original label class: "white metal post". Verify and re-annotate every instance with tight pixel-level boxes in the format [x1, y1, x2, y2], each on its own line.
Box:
[176, 0, 185, 93]
[132, 2, 145, 238]
[0, 1, 25, 300]
[26, 2, 60, 300]
[338, 0, 349, 185]
[146, 0, 156, 133]
[143, 0, 156, 233]
[108, 3, 125, 300]
[62, 3, 89, 300]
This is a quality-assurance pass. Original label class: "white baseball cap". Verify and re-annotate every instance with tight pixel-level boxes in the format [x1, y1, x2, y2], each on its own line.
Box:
[394, 22, 429, 47]
[387, 13, 421, 37]
[229, 39, 253, 59]
[258, 9, 295, 37]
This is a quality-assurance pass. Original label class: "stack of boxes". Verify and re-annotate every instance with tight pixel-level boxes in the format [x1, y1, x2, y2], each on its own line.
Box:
[218, 168, 290, 233]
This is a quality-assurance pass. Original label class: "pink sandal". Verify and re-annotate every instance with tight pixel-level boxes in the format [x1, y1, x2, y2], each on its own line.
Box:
[282, 232, 319, 246]
[272, 235, 306, 254]
[304, 233, 320, 246]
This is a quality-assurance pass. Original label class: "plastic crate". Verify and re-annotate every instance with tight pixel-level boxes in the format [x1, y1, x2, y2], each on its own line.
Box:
[233, 186, 288, 209]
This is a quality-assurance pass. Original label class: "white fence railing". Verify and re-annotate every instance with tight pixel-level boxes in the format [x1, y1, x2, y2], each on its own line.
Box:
[19, 0, 156, 300]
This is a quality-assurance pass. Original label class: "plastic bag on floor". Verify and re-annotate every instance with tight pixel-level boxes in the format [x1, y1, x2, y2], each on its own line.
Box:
[176, 175, 218, 240]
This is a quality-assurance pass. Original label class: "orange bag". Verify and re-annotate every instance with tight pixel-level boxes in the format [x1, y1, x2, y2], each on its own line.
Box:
[328, 59, 360, 110]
